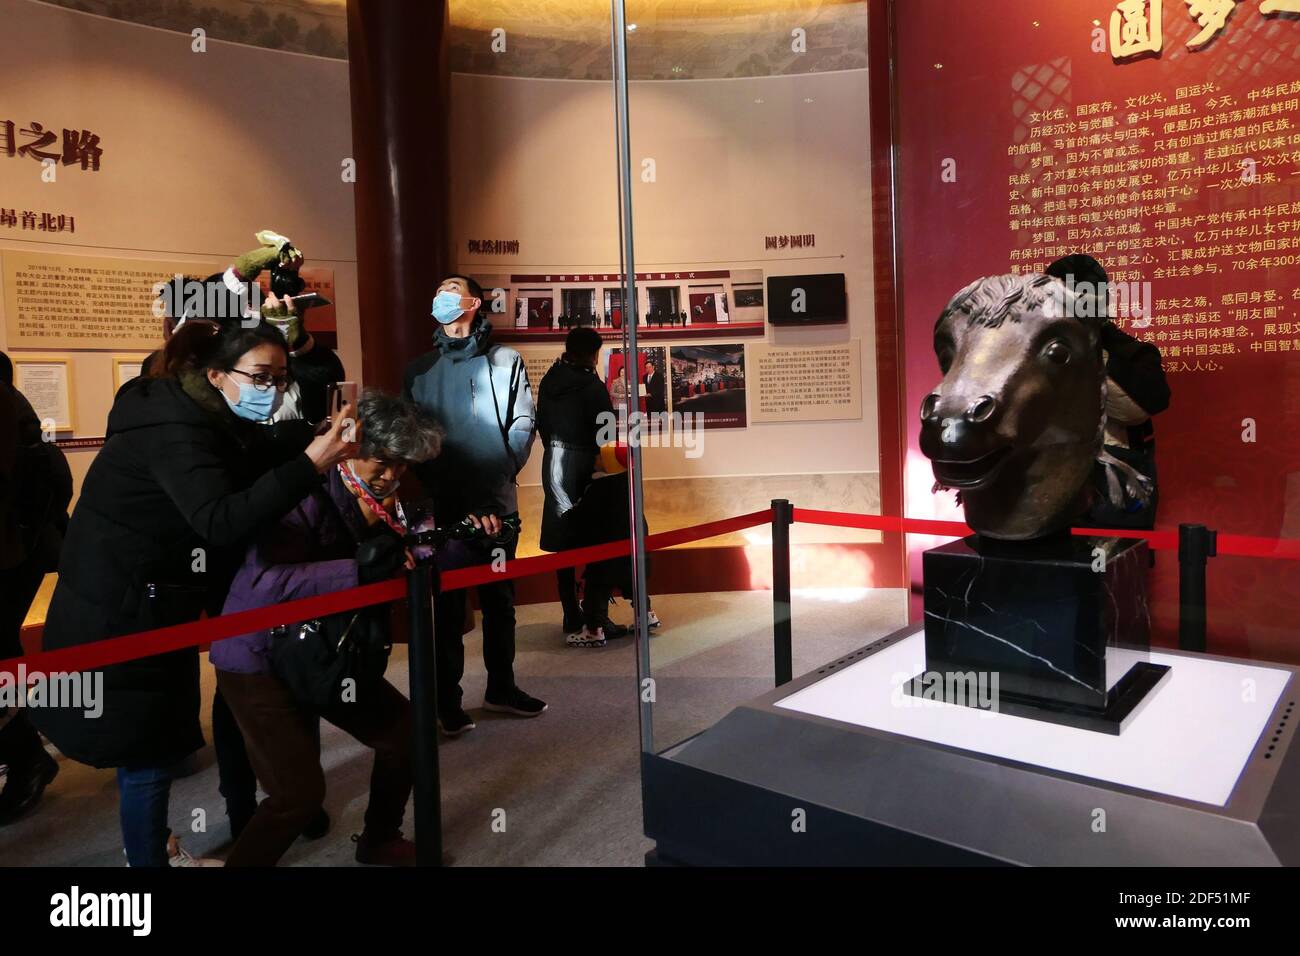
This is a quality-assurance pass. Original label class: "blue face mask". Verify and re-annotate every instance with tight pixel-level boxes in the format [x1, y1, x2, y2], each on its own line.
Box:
[432, 290, 471, 325]
[348, 461, 400, 499]
[222, 379, 280, 422]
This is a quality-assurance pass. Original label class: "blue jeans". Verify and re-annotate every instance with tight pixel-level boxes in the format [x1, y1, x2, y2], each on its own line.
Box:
[117, 765, 173, 867]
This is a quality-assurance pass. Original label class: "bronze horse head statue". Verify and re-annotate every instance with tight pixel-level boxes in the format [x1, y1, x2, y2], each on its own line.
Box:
[920, 273, 1106, 540]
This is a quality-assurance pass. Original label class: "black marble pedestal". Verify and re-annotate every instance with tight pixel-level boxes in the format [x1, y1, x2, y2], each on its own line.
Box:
[906, 534, 1169, 734]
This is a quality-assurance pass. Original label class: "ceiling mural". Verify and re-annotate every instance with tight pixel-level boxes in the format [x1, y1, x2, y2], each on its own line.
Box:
[38, 0, 868, 77]
[46, 0, 350, 59]
[451, 0, 868, 79]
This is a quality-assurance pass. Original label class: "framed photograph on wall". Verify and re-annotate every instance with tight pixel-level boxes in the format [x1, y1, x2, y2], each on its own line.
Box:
[113, 354, 150, 394]
[606, 346, 669, 418]
[669, 344, 747, 428]
[13, 354, 76, 433]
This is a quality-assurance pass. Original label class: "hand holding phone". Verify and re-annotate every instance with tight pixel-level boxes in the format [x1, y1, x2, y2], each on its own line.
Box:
[335, 381, 358, 414]
[317, 381, 359, 434]
[287, 292, 331, 311]
[305, 400, 359, 473]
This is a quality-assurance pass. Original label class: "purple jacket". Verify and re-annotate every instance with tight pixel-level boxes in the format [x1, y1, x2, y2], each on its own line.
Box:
[211, 468, 366, 675]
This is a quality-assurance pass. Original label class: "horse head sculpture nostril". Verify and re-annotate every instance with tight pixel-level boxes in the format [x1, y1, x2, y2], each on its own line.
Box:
[920, 393, 941, 421]
[965, 395, 997, 423]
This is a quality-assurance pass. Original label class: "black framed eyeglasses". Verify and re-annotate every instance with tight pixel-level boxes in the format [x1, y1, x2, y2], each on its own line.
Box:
[228, 368, 293, 392]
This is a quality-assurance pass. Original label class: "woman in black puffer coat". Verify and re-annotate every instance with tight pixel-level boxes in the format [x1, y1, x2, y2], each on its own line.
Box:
[31, 320, 357, 866]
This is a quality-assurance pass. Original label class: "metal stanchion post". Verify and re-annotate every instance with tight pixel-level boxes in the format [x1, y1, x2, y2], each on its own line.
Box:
[772, 499, 794, 687]
[1177, 523, 1217, 654]
[610, 0, 654, 755]
[406, 562, 442, 866]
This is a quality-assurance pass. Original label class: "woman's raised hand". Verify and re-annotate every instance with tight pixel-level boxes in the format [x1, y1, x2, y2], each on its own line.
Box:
[305, 400, 361, 473]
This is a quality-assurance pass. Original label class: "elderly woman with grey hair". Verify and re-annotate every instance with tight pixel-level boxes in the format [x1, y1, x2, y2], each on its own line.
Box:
[211, 389, 442, 867]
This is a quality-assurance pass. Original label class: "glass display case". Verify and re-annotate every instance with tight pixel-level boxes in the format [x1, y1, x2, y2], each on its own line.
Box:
[601, 0, 1300, 867]
[6, 0, 1300, 877]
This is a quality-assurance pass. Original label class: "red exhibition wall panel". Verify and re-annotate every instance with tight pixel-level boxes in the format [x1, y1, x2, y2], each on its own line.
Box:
[892, 0, 1300, 661]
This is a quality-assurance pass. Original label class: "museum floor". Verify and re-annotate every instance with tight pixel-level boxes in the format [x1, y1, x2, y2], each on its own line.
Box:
[1, 587, 907, 867]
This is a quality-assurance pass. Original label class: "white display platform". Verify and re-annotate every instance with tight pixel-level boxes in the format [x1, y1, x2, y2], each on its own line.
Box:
[775, 628, 1291, 806]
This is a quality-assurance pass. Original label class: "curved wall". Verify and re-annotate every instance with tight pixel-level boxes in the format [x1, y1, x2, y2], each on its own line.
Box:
[448, 67, 883, 555]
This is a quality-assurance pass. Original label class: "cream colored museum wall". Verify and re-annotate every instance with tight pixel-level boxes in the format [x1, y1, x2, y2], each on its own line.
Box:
[0, 0, 361, 507]
[448, 70, 880, 550]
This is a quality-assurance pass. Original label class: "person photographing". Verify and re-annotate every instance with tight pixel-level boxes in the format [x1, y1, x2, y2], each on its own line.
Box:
[1046, 254, 1170, 530]
[147, 231, 343, 427]
[31, 320, 357, 867]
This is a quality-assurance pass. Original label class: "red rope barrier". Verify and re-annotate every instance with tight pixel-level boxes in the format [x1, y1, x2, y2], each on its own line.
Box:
[794, 508, 1179, 550]
[792, 508, 1300, 560]
[792, 508, 972, 539]
[441, 508, 773, 591]
[1216, 532, 1300, 561]
[0, 508, 773, 679]
[2, 579, 405, 680]
[6, 504, 1294, 680]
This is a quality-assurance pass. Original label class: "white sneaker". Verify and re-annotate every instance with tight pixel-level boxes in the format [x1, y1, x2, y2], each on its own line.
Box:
[566, 626, 607, 648]
[647, 610, 662, 630]
[167, 835, 223, 867]
[124, 834, 223, 867]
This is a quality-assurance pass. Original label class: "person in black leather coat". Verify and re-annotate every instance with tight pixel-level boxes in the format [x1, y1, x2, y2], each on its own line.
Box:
[537, 328, 660, 647]
[537, 329, 613, 637]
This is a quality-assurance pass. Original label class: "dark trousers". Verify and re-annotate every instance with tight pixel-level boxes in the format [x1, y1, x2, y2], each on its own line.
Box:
[556, 567, 582, 626]
[216, 669, 412, 867]
[211, 688, 258, 834]
[581, 564, 613, 630]
[555, 560, 654, 631]
[0, 559, 47, 770]
[433, 536, 518, 712]
[211, 688, 322, 838]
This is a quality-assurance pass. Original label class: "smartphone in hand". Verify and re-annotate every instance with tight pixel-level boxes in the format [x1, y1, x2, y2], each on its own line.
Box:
[336, 381, 358, 413]
[318, 381, 359, 433]
[287, 292, 332, 311]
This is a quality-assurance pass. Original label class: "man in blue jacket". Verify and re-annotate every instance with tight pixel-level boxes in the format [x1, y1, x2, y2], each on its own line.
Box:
[404, 275, 545, 735]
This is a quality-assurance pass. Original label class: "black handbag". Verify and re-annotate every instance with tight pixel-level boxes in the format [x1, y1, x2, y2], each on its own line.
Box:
[269, 609, 391, 713]
[267, 487, 395, 712]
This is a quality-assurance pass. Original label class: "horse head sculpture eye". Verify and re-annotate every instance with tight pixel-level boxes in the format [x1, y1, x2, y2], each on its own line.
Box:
[1041, 339, 1071, 366]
